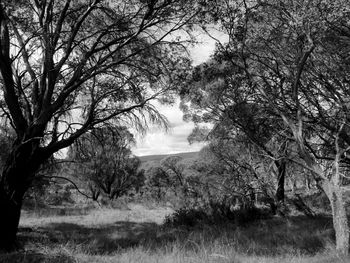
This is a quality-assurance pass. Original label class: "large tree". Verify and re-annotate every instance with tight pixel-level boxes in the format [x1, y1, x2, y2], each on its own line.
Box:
[0, 0, 198, 251]
[183, 0, 350, 254]
[181, 58, 291, 212]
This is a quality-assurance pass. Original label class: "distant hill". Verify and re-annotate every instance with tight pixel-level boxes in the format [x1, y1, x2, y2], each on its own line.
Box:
[138, 151, 199, 165]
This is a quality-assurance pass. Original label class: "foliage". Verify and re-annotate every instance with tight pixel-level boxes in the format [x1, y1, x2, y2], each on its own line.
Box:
[0, 0, 200, 250]
[180, 0, 350, 253]
[164, 202, 270, 228]
[181, 35, 295, 212]
[70, 126, 144, 200]
[143, 165, 169, 201]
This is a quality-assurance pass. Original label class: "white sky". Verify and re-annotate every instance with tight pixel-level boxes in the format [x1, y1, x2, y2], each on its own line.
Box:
[132, 29, 228, 156]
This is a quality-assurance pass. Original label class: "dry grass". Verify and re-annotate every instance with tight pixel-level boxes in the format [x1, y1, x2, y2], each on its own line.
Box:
[0, 204, 349, 263]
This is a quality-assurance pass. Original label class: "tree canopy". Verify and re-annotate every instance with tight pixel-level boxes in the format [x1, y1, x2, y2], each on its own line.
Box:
[70, 126, 144, 201]
[0, 0, 199, 251]
[181, 0, 350, 254]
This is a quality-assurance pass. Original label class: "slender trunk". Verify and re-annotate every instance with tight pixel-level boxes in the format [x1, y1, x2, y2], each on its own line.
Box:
[290, 178, 296, 195]
[275, 159, 286, 215]
[323, 182, 349, 255]
[305, 174, 312, 192]
[275, 159, 286, 203]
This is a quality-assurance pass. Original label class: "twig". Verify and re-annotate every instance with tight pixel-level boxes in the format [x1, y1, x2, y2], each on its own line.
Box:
[40, 175, 101, 205]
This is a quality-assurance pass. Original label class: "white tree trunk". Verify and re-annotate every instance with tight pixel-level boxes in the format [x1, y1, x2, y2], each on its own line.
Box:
[323, 182, 349, 255]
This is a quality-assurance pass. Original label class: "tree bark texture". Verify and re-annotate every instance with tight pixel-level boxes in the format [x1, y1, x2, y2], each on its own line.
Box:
[274, 159, 286, 215]
[324, 182, 350, 255]
[275, 159, 286, 203]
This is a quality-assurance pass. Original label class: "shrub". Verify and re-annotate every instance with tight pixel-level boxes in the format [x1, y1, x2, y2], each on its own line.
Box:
[164, 207, 208, 227]
[163, 201, 270, 228]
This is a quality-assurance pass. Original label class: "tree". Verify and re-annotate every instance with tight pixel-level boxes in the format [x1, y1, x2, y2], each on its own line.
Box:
[0, 0, 198, 250]
[189, 0, 350, 254]
[143, 155, 201, 204]
[144, 165, 169, 201]
[195, 135, 279, 211]
[181, 57, 291, 213]
[160, 156, 186, 186]
[70, 126, 144, 201]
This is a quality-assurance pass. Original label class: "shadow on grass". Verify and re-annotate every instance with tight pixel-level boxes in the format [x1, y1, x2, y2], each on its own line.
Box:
[230, 215, 334, 255]
[17, 215, 335, 257]
[22, 206, 95, 217]
[18, 221, 177, 255]
[0, 251, 74, 263]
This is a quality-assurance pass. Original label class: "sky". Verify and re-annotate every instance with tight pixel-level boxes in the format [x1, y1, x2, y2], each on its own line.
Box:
[132, 30, 227, 156]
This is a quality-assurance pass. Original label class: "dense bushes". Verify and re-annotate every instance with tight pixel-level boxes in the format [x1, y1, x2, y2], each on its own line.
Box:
[164, 200, 270, 228]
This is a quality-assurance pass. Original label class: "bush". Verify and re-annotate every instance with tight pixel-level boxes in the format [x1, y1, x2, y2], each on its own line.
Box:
[163, 201, 270, 228]
[45, 183, 74, 205]
[164, 207, 208, 227]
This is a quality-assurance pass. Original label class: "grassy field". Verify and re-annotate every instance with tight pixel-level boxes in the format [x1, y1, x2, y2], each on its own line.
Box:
[0, 203, 349, 263]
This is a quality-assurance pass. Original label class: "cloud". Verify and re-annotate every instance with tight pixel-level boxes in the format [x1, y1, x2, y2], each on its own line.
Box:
[190, 28, 229, 65]
[132, 101, 205, 156]
[132, 31, 227, 156]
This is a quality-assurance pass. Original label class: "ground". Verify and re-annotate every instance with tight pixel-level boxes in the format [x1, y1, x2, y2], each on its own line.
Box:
[0, 203, 349, 263]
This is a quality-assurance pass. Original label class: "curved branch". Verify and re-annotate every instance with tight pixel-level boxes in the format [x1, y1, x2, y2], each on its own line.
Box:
[40, 175, 99, 203]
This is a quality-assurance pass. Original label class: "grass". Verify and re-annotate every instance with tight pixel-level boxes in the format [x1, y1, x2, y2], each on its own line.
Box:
[0, 203, 349, 263]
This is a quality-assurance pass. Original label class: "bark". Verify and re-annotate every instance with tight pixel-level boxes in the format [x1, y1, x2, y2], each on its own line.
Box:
[275, 159, 286, 215]
[323, 182, 349, 255]
[305, 174, 312, 192]
[290, 178, 297, 195]
[275, 159, 286, 203]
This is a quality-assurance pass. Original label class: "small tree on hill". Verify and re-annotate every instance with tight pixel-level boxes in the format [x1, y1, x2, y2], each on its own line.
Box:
[70, 126, 144, 201]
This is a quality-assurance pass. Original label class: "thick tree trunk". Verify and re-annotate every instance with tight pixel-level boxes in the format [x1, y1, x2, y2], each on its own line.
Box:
[0, 189, 22, 251]
[331, 187, 349, 255]
[285, 116, 349, 254]
[0, 141, 44, 251]
[325, 183, 349, 255]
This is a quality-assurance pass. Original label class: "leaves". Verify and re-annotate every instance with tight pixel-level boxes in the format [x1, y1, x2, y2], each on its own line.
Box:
[70, 126, 143, 200]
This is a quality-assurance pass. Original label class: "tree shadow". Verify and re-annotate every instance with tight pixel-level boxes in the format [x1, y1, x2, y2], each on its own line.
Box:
[0, 251, 74, 263]
[17, 215, 336, 257]
[231, 215, 334, 255]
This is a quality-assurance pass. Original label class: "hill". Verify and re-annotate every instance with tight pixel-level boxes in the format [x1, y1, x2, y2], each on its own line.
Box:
[138, 151, 199, 165]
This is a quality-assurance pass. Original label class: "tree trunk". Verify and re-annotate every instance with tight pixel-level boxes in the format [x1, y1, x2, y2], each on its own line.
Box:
[290, 177, 296, 195]
[324, 183, 349, 255]
[275, 159, 286, 203]
[0, 141, 44, 251]
[332, 195, 349, 254]
[275, 159, 286, 215]
[305, 174, 313, 193]
[0, 188, 22, 251]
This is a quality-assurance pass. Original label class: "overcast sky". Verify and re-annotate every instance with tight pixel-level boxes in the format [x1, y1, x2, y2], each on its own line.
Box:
[132, 30, 227, 156]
